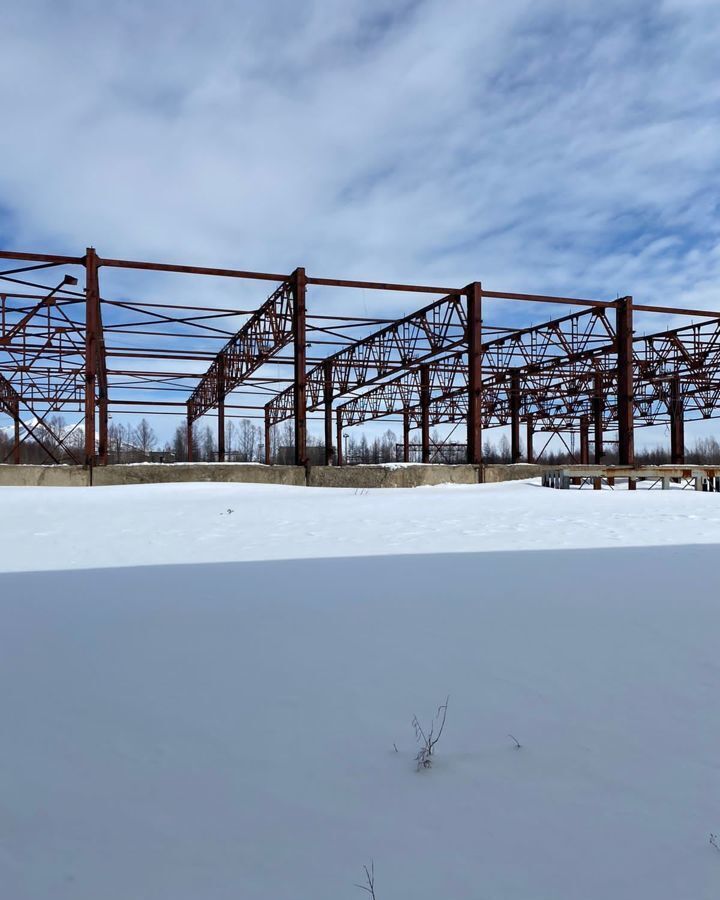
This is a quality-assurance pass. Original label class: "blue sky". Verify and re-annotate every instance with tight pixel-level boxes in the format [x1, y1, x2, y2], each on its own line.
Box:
[1, 0, 720, 446]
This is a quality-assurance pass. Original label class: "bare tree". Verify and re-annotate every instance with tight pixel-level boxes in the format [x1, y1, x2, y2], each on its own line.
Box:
[225, 419, 236, 455]
[132, 418, 157, 455]
[201, 425, 215, 461]
[173, 424, 187, 461]
[108, 421, 130, 462]
[237, 419, 259, 461]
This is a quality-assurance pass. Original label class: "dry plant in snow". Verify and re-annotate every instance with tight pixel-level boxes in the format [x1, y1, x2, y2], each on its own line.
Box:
[355, 860, 376, 898]
[412, 695, 449, 770]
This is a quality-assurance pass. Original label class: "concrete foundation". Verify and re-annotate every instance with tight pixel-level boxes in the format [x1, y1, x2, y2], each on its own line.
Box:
[0, 462, 549, 489]
[92, 463, 306, 487]
[0, 465, 91, 487]
[484, 463, 547, 483]
[308, 464, 480, 489]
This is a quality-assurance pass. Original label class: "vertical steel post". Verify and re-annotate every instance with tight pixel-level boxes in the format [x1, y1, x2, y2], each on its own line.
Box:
[264, 407, 271, 465]
[616, 296, 634, 466]
[95, 282, 108, 466]
[323, 358, 333, 465]
[12, 400, 20, 464]
[465, 282, 483, 467]
[526, 414, 534, 463]
[97, 401, 108, 465]
[593, 370, 604, 464]
[336, 410, 344, 466]
[403, 406, 410, 462]
[579, 415, 589, 464]
[420, 363, 430, 464]
[186, 405, 193, 462]
[510, 368, 521, 463]
[84, 248, 99, 467]
[217, 402, 225, 462]
[292, 267, 307, 467]
[217, 357, 225, 462]
[669, 375, 684, 465]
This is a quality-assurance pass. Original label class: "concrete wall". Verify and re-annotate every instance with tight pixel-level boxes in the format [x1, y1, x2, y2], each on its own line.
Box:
[308, 464, 480, 488]
[484, 463, 547, 483]
[0, 462, 547, 488]
[0, 465, 90, 487]
[92, 463, 306, 487]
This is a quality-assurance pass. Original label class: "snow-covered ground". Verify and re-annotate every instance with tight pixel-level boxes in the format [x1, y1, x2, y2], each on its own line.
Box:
[2, 478, 720, 572]
[0, 480, 719, 899]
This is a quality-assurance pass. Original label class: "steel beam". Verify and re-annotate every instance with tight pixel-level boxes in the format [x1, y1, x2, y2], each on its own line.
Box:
[188, 278, 294, 423]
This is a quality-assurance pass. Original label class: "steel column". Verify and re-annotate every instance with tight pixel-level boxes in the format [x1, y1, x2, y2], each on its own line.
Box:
[579, 415, 589, 464]
[526, 415, 534, 463]
[669, 375, 685, 464]
[510, 368, 521, 463]
[264, 407, 271, 465]
[217, 357, 225, 462]
[336, 411, 344, 466]
[616, 296, 634, 466]
[465, 282, 483, 466]
[403, 407, 410, 462]
[12, 400, 20, 464]
[96, 285, 108, 466]
[323, 359, 333, 465]
[420, 363, 431, 463]
[292, 267, 307, 466]
[84, 248, 99, 466]
[593, 371, 604, 463]
[186, 405, 193, 461]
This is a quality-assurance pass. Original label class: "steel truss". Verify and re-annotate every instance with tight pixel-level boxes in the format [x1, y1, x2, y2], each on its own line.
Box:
[1, 248, 719, 472]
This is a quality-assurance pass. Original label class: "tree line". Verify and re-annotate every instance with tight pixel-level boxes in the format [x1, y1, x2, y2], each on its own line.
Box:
[3, 414, 720, 465]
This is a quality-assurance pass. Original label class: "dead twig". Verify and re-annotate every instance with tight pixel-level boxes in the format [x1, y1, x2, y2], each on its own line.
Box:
[355, 860, 376, 898]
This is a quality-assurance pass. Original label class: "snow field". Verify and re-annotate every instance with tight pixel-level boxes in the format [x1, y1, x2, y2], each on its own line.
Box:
[0, 481, 718, 899]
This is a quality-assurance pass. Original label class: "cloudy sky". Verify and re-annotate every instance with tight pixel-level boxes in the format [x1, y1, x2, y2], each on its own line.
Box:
[2, 0, 720, 447]
[2, 0, 718, 312]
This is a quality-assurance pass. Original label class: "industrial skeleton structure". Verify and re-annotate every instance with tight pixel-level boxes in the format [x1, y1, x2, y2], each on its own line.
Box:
[1, 247, 719, 472]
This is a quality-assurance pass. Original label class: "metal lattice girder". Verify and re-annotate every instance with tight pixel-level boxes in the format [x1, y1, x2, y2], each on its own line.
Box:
[637, 317, 720, 378]
[0, 371, 20, 414]
[266, 292, 467, 426]
[482, 307, 615, 375]
[338, 305, 720, 435]
[337, 307, 617, 429]
[188, 279, 294, 422]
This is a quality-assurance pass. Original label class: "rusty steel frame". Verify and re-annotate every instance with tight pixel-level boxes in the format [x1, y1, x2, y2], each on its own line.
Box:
[2, 246, 720, 471]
